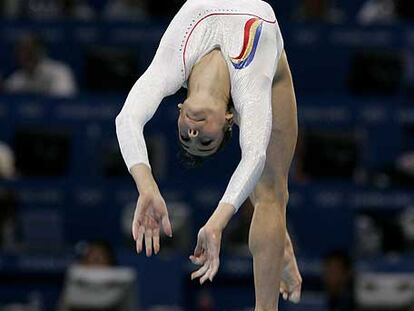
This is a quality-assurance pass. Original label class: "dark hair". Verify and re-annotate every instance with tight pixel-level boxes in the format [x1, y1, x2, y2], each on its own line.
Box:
[178, 125, 232, 168]
[76, 239, 117, 266]
[18, 33, 45, 52]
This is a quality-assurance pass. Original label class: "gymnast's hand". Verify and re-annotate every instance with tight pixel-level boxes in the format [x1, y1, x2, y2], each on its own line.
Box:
[132, 190, 173, 257]
[190, 225, 222, 284]
[190, 203, 235, 284]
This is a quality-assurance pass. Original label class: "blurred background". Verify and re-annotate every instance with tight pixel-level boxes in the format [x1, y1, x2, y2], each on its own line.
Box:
[0, 0, 413, 310]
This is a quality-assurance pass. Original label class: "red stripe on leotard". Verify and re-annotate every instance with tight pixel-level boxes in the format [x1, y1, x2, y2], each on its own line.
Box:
[182, 12, 276, 77]
[232, 17, 258, 61]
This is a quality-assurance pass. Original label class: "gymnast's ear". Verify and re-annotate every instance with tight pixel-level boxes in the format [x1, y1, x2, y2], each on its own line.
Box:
[225, 110, 234, 125]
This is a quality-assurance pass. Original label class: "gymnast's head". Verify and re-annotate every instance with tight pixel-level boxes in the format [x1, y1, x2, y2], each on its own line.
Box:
[177, 94, 234, 166]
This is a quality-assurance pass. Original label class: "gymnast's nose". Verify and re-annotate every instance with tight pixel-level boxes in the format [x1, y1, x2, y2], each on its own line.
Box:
[188, 128, 199, 138]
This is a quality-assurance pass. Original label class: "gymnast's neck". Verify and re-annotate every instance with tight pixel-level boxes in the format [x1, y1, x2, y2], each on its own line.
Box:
[186, 49, 231, 110]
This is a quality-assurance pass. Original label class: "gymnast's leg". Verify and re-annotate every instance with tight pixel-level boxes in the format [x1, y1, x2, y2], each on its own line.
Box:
[248, 51, 300, 311]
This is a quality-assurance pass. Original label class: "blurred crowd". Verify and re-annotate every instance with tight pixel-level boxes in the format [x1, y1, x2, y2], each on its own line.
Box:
[0, 0, 413, 23]
[0, 0, 185, 21]
[0, 0, 412, 96]
[294, 0, 414, 23]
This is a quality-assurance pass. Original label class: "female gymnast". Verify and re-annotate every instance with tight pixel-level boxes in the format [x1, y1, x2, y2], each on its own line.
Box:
[115, 0, 302, 309]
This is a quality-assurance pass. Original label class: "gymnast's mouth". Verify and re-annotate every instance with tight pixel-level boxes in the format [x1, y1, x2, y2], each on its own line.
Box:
[181, 142, 217, 154]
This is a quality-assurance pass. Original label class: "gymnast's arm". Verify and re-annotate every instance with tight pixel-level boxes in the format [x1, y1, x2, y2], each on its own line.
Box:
[205, 77, 273, 232]
[219, 78, 273, 212]
[115, 43, 183, 188]
[115, 40, 183, 254]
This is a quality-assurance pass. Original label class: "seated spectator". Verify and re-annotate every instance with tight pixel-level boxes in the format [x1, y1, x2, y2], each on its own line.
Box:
[103, 0, 148, 21]
[294, 0, 345, 23]
[1, 0, 95, 20]
[58, 240, 117, 311]
[4, 33, 77, 97]
[0, 142, 15, 179]
[323, 250, 355, 311]
[76, 240, 117, 267]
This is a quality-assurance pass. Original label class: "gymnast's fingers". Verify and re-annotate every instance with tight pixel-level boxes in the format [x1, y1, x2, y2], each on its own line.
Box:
[191, 262, 209, 280]
[153, 227, 160, 254]
[132, 217, 138, 241]
[200, 264, 211, 285]
[207, 258, 219, 281]
[161, 213, 173, 238]
[136, 225, 145, 254]
[145, 227, 153, 257]
[289, 286, 302, 304]
[203, 252, 216, 282]
[132, 203, 143, 240]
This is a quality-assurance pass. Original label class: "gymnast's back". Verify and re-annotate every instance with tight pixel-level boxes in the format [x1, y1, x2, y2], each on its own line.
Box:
[179, 0, 276, 19]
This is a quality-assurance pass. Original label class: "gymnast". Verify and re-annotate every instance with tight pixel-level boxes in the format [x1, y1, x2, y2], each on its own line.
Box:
[116, 0, 302, 309]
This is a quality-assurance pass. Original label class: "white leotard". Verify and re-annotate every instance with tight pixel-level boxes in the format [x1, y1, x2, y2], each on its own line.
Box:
[116, 0, 284, 212]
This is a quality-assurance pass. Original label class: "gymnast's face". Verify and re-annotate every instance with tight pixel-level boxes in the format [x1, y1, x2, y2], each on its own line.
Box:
[177, 100, 232, 157]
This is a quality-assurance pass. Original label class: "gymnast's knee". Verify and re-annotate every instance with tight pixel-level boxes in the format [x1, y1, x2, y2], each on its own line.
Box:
[251, 181, 289, 209]
[248, 200, 286, 255]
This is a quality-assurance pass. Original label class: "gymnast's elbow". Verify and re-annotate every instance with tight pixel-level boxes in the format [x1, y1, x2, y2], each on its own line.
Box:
[115, 108, 132, 137]
[115, 104, 134, 130]
[256, 152, 267, 171]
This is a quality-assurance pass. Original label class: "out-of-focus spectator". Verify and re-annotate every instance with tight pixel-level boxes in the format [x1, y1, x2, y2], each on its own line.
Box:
[294, 0, 344, 23]
[1, 0, 95, 20]
[3, 33, 77, 97]
[0, 142, 15, 179]
[323, 250, 355, 311]
[397, 151, 414, 176]
[58, 240, 117, 311]
[357, 0, 396, 24]
[355, 215, 382, 258]
[103, 0, 148, 21]
[399, 207, 414, 251]
[358, 0, 414, 24]
[76, 240, 117, 267]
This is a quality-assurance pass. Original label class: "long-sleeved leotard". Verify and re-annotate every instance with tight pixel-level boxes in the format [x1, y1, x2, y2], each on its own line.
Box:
[115, 0, 284, 212]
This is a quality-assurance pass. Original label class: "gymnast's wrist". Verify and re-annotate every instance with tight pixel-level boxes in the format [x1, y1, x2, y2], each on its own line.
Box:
[130, 163, 158, 195]
[206, 203, 235, 231]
